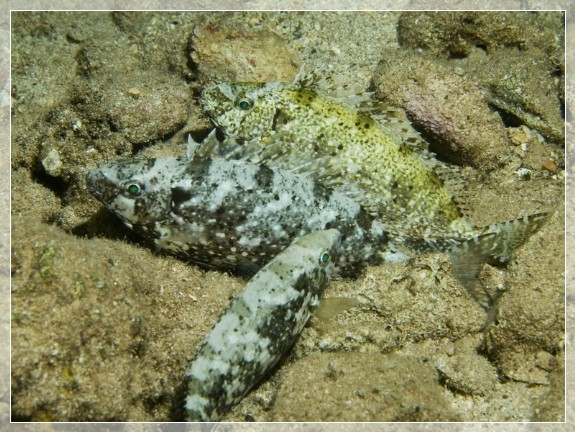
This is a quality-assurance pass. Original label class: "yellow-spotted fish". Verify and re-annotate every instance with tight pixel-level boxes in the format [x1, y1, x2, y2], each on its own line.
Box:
[200, 68, 550, 305]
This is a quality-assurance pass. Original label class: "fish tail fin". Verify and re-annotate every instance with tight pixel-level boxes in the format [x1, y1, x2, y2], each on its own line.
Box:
[480, 212, 550, 263]
[449, 232, 499, 308]
[449, 212, 550, 308]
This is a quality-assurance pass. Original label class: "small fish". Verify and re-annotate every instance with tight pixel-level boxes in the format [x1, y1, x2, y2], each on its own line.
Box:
[184, 228, 341, 421]
[200, 69, 550, 305]
[86, 154, 396, 278]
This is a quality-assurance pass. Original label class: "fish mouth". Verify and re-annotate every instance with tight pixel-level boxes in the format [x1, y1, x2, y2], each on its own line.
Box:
[85, 170, 99, 194]
[200, 86, 232, 121]
[85, 169, 108, 202]
[201, 104, 224, 126]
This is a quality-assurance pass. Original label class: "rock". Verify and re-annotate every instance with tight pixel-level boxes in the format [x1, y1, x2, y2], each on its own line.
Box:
[270, 352, 461, 422]
[484, 49, 564, 145]
[191, 20, 299, 84]
[374, 49, 511, 169]
[484, 208, 564, 387]
[397, 11, 564, 65]
[396, 11, 564, 146]
[41, 148, 63, 177]
[435, 339, 500, 396]
[11, 215, 244, 421]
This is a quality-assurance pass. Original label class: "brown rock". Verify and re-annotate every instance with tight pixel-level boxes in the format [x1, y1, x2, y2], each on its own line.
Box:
[374, 49, 512, 170]
[191, 20, 299, 84]
[271, 352, 460, 422]
[485, 208, 564, 390]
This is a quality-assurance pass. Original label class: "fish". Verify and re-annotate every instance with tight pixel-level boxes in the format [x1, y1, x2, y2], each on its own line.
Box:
[86, 153, 397, 279]
[87, 148, 380, 421]
[200, 68, 550, 305]
[200, 67, 469, 246]
[184, 228, 341, 421]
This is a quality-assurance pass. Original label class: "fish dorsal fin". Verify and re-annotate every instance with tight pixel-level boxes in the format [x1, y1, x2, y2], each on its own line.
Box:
[294, 65, 462, 199]
[291, 64, 330, 92]
[294, 66, 429, 155]
[292, 64, 373, 108]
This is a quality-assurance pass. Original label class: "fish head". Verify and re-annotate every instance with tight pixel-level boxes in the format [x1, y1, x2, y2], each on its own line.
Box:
[294, 228, 342, 276]
[201, 82, 279, 141]
[86, 157, 185, 229]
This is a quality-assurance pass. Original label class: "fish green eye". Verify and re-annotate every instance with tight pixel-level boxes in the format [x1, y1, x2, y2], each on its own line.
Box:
[319, 251, 331, 266]
[236, 97, 253, 110]
[125, 181, 144, 197]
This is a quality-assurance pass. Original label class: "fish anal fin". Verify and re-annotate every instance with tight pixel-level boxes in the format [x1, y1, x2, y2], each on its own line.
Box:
[234, 257, 263, 279]
[432, 163, 474, 218]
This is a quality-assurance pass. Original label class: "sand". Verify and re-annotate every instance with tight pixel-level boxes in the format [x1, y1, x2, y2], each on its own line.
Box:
[9, 11, 565, 423]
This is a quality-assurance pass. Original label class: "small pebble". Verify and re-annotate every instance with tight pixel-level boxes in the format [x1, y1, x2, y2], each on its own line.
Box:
[508, 128, 530, 146]
[126, 88, 141, 99]
[41, 148, 63, 177]
[535, 350, 556, 371]
[542, 159, 557, 173]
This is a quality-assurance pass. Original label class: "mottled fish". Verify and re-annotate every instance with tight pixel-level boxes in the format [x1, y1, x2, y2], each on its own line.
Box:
[86, 153, 396, 279]
[200, 67, 470, 245]
[86, 154, 376, 421]
[184, 228, 341, 421]
[200, 68, 550, 304]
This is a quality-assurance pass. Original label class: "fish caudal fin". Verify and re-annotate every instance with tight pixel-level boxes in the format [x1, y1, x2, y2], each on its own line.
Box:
[449, 232, 499, 308]
[449, 212, 550, 308]
[480, 212, 550, 263]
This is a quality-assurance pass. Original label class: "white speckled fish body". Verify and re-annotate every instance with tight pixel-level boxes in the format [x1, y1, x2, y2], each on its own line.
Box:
[184, 228, 341, 421]
[86, 155, 395, 277]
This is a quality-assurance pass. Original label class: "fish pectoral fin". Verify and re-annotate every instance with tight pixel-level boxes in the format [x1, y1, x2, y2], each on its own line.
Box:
[312, 297, 360, 322]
